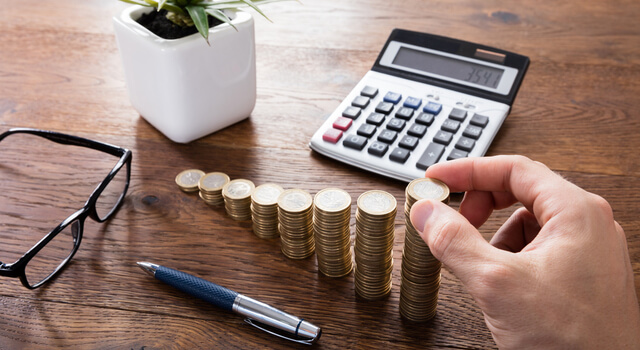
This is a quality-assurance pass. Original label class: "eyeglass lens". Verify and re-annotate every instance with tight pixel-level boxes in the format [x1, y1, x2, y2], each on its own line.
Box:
[95, 165, 128, 221]
[24, 221, 79, 287]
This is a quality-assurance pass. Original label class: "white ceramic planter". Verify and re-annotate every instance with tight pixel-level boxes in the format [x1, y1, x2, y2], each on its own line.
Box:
[113, 6, 256, 143]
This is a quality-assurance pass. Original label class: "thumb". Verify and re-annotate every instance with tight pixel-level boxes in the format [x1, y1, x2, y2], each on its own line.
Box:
[410, 199, 498, 282]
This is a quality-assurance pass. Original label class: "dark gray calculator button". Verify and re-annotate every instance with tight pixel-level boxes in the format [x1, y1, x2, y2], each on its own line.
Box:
[366, 112, 385, 126]
[390, 147, 410, 164]
[441, 119, 460, 133]
[368, 142, 389, 157]
[386, 118, 406, 131]
[417, 142, 445, 170]
[361, 85, 378, 98]
[377, 130, 397, 144]
[343, 134, 368, 150]
[352, 96, 370, 109]
[448, 149, 468, 160]
[433, 130, 453, 145]
[357, 124, 377, 138]
[415, 112, 435, 126]
[395, 107, 414, 120]
[463, 125, 483, 139]
[399, 135, 419, 150]
[407, 123, 427, 137]
[470, 114, 489, 127]
[455, 136, 476, 152]
[449, 108, 467, 121]
[342, 106, 361, 119]
[375, 102, 394, 115]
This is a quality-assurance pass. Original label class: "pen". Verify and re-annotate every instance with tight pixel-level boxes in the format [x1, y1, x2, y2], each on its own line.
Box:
[136, 262, 322, 345]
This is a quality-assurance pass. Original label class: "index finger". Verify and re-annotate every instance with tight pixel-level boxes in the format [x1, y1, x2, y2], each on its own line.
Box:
[424, 155, 583, 226]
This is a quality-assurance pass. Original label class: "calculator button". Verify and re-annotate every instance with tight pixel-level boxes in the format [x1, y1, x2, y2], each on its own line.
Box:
[322, 128, 343, 143]
[368, 142, 389, 157]
[377, 130, 398, 144]
[342, 106, 361, 119]
[366, 112, 386, 126]
[395, 107, 414, 120]
[343, 134, 368, 150]
[449, 108, 468, 121]
[433, 131, 453, 145]
[332, 116, 352, 131]
[415, 112, 435, 126]
[423, 102, 442, 115]
[375, 102, 394, 115]
[407, 123, 427, 137]
[463, 125, 483, 139]
[361, 85, 378, 98]
[399, 135, 419, 150]
[389, 147, 411, 164]
[470, 114, 489, 127]
[403, 97, 422, 109]
[448, 149, 468, 160]
[352, 96, 370, 109]
[416, 142, 445, 170]
[357, 124, 377, 138]
[386, 118, 406, 132]
[455, 137, 476, 152]
[441, 119, 460, 133]
[383, 92, 402, 104]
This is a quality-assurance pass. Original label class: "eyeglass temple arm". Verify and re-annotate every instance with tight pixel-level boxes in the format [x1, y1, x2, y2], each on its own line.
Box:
[0, 128, 126, 157]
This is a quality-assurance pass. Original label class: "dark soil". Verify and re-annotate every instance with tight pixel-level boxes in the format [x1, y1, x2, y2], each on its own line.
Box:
[136, 9, 223, 40]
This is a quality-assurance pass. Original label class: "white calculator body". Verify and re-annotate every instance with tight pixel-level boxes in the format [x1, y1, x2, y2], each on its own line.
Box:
[309, 30, 529, 182]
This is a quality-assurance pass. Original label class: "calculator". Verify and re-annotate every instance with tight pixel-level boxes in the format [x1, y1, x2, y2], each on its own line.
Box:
[309, 29, 530, 182]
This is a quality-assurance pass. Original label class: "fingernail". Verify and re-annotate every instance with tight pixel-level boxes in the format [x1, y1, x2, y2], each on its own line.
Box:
[410, 199, 434, 233]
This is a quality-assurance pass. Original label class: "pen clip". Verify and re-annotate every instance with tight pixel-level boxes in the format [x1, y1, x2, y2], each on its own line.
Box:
[244, 318, 315, 345]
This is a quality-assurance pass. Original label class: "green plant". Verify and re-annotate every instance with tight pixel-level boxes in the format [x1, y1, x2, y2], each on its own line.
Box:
[119, 0, 291, 43]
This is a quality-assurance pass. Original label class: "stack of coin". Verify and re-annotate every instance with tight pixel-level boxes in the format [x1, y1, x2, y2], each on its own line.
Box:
[313, 188, 353, 278]
[277, 189, 315, 259]
[354, 190, 397, 300]
[198, 172, 230, 205]
[251, 183, 285, 239]
[175, 169, 205, 193]
[400, 178, 450, 322]
[222, 179, 255, 221]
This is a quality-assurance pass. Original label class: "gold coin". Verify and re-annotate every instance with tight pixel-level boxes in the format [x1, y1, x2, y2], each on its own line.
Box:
[314, 188, 352, 213]
[175, 169, 205, 192]
[198, 172, 230, 192]
[278, 189, 313, 213]
[356, 190, 397, 216]
[222, 179, 255, 199]
[252, 183, 285, 206]
[406, 178, 450, 205]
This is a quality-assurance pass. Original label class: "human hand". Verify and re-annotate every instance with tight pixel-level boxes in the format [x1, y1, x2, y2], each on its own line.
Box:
[409, 155, 640, 349]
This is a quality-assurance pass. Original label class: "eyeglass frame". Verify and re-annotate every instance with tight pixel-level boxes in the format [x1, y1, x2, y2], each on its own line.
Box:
[0, 127, 132, 289]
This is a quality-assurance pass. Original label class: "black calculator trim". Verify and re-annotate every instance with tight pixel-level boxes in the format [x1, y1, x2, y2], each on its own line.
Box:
[371, 29, 530, 106]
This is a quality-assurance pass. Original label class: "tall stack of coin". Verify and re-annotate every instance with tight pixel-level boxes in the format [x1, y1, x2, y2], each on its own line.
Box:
[222, 179, 255, 221]
[400, 178, 450, 322]
[251, 183, 285, 239]
[354, 190, 397, 300]
[198, 172, 230, 205]
[277, 189, 315, 259]
[313, 188, 353, 277]
[175, 169, 205, 193]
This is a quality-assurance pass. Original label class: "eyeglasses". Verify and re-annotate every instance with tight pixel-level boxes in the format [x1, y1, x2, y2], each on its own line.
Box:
[0, 128, 132, 289]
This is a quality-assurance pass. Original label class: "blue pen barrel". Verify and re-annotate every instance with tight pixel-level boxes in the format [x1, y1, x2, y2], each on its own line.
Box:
[155, 265, 238, 311]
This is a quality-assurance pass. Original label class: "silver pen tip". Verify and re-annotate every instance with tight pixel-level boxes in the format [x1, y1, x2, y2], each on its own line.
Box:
[136, 262, 158, 276]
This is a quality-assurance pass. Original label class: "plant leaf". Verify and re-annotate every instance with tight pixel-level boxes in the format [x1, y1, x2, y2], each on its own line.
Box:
[157, 0, 167, 10]
[205, 9, 237, 31]
[186, 5, 210, 43]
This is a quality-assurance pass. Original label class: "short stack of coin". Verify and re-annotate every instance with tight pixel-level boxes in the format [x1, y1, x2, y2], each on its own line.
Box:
[400, 178, 450, 322]
[277, 189, 315, 259]
[175, 169, 205, 193]
[251, 183, 285, 239]
[222, 179, 255, 221]
[198, 172, 230, 205]
[354, 190, 397, 300]
[313, 188, 353, 278]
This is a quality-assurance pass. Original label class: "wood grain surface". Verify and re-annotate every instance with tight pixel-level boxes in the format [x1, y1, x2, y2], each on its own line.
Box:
[1, 0, 639, 349]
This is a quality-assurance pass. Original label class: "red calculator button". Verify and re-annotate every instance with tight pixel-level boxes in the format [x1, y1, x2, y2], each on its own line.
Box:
[322, 128, 343, 143]
[332, 116, 353, 131]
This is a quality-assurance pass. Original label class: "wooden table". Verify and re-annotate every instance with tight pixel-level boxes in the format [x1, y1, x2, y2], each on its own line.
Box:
[1, 0, 639, 348]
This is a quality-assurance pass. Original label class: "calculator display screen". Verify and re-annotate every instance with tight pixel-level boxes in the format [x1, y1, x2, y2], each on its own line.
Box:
[392, 47, 504, 89]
